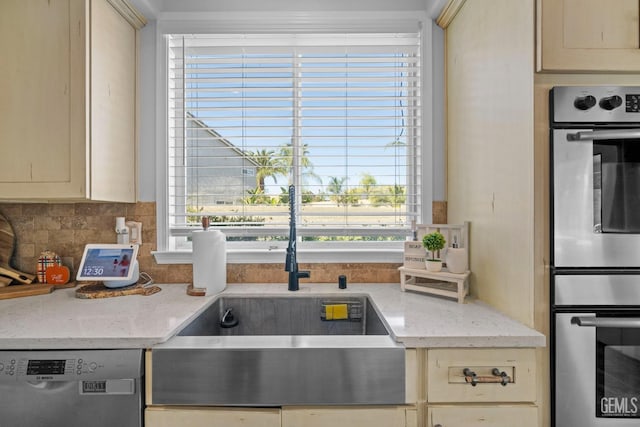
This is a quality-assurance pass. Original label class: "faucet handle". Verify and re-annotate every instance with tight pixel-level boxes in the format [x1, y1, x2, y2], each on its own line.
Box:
[298, 271, 310, 279]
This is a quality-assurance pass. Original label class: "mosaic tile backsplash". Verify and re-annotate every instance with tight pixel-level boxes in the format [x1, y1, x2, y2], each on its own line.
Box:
[0, 201, 446, 284]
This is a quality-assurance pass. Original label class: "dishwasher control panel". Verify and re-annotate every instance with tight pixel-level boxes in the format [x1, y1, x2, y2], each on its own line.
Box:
[0, 350, 142, 383]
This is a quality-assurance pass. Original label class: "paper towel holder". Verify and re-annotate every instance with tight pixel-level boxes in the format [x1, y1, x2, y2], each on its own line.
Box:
[189, 215, 227, 297]
[187, 217, 211, 296]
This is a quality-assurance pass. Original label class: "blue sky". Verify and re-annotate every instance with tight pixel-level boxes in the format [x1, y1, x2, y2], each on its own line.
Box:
[185, 52, 413, 194]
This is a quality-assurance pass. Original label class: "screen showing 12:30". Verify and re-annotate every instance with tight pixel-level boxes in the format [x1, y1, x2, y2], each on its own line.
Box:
[82, 248, 134, 278]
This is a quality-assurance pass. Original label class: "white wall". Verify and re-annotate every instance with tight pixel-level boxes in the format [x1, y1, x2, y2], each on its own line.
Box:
[134, 1, 446, 203]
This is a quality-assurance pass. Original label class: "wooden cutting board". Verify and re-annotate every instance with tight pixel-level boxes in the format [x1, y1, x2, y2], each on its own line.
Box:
[75, 282, 161, 299]
[0, 214, 35, 284]
[0, 284, 53, 299]
[0, 282, 76, 300]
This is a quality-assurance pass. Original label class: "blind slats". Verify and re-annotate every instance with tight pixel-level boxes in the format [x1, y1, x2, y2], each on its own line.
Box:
[167, 33, 422, 243]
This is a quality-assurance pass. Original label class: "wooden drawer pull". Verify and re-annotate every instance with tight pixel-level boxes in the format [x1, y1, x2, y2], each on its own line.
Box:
[463, 368, 511, 386]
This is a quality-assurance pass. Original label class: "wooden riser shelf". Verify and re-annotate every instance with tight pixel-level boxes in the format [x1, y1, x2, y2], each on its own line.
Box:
[399, 266, 470, 303]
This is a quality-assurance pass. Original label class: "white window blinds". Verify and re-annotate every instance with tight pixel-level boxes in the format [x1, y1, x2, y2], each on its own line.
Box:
[167, 33, 422, 248]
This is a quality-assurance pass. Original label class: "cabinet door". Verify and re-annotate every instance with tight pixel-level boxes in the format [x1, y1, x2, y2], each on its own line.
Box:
[539, 0, 640, 71]
[282, 406, 411, 427]
[428, 405, 538, 427]
[427, 348, 536, 403]
[0, 0, 87, 198]
[145, 407, 281, 427]
[90, 0, 137, 202]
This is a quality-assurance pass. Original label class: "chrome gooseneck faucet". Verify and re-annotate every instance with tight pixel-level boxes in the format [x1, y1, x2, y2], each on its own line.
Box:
[285, 185, 310, 291]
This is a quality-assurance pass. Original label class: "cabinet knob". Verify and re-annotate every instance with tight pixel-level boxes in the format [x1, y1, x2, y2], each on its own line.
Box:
[434, 424, 443, 427]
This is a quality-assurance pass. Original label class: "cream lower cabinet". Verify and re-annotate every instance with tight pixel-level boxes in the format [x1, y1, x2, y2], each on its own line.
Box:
[146, 406, 417, 427]
[426, 348, 538, 427]
[427, 405, 538, 427]
[0, 0, 143, 201]
[282, 406, 417, 427]
[145, 407, 281, 427]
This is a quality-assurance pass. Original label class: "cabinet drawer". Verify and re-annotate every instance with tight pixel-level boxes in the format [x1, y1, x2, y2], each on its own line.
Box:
[427, 348, 536, 403]
[145, 407, 281, 427]
[428, 405, 538, 427]
[281, 406, 413, 427]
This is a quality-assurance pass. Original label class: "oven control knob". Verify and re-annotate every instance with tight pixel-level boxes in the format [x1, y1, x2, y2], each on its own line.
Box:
[599, 95, 623, 110]
[574, 95, 596, 110]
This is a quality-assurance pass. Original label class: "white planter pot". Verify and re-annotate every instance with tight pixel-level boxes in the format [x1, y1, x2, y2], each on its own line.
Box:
[425, 260, 443, 272]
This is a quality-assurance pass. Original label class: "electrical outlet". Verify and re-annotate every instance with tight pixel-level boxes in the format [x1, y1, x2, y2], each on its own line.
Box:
[61, 257, 74, 273]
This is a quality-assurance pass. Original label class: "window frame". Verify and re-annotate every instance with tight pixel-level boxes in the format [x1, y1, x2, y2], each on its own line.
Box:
[153, 11, 434, 265]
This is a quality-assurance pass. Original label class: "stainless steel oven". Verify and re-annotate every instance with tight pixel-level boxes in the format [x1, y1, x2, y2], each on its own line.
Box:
[551, 86, 640, 427]
[552, 86, 640, 268]
[555, 275, 640, 426]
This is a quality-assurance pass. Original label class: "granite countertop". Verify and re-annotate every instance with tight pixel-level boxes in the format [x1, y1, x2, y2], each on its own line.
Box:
[0, 284, 217, 349]
[0, 282, 545, 350]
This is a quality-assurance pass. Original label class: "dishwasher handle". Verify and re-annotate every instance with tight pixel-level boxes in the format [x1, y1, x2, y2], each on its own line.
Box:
[572, 316, 640, 328]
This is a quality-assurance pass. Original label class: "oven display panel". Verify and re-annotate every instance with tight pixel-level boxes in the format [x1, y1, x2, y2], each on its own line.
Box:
[26, 359, 67, 375]
[626, 94, 640, 112]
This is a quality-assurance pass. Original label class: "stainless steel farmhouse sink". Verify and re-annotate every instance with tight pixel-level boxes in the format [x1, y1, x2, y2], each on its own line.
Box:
[150, 295, 406, 406]
[178, 295, 390, 336]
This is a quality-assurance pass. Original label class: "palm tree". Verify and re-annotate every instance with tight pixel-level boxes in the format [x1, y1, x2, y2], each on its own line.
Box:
[359, 173, 377, 198]
[391, 184, 406, 207]
[246, 149, 288, 192]
[327, 176, 347, 206]
[279, 142, 322, 187]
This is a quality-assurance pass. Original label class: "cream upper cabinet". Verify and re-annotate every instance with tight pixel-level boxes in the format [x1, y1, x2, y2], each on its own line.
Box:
[538, 0, 640, 72]
[0, 0, 144, 201]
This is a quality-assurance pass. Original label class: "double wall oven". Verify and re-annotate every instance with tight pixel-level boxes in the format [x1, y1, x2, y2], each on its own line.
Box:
[551, 86, 640, 426]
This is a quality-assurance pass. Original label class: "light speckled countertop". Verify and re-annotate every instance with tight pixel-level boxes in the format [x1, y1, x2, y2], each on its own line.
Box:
[0, 282, 545, 349]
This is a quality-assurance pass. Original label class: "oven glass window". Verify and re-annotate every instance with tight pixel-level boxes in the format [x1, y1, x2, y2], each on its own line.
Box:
[597, 322, 640, 417]
[593, 139, 640, 233]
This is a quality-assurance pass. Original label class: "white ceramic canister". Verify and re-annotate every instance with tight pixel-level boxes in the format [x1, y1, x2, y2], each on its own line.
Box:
[446, 247, 468, 274]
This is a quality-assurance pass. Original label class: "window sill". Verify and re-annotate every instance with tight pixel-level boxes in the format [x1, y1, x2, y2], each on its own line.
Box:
[152, 248, 404, 265]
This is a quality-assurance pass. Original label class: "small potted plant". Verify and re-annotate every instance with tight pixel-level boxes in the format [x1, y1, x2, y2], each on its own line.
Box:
[422, 231, 446, 272]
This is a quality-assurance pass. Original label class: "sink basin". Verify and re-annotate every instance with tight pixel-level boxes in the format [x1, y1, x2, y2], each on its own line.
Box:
[177, 295, 389, 336]
[151, 294, 406, 406]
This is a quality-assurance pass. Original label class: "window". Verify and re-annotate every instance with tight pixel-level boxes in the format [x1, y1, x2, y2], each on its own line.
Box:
[163, 30, 426, 261]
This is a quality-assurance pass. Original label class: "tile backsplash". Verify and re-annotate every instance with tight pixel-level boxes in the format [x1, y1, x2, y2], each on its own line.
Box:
[0, 201, 447, 284]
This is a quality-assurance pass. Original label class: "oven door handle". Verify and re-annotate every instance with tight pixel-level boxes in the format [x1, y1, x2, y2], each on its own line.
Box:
[572, 316, 640, 328]
[567, 129, 640, 141]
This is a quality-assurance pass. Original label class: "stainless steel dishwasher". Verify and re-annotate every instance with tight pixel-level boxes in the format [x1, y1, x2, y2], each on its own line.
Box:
[0, 349, 143, 427]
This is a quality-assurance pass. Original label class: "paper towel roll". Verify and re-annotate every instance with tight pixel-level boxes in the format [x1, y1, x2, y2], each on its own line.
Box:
[192, 229, 227, 295]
